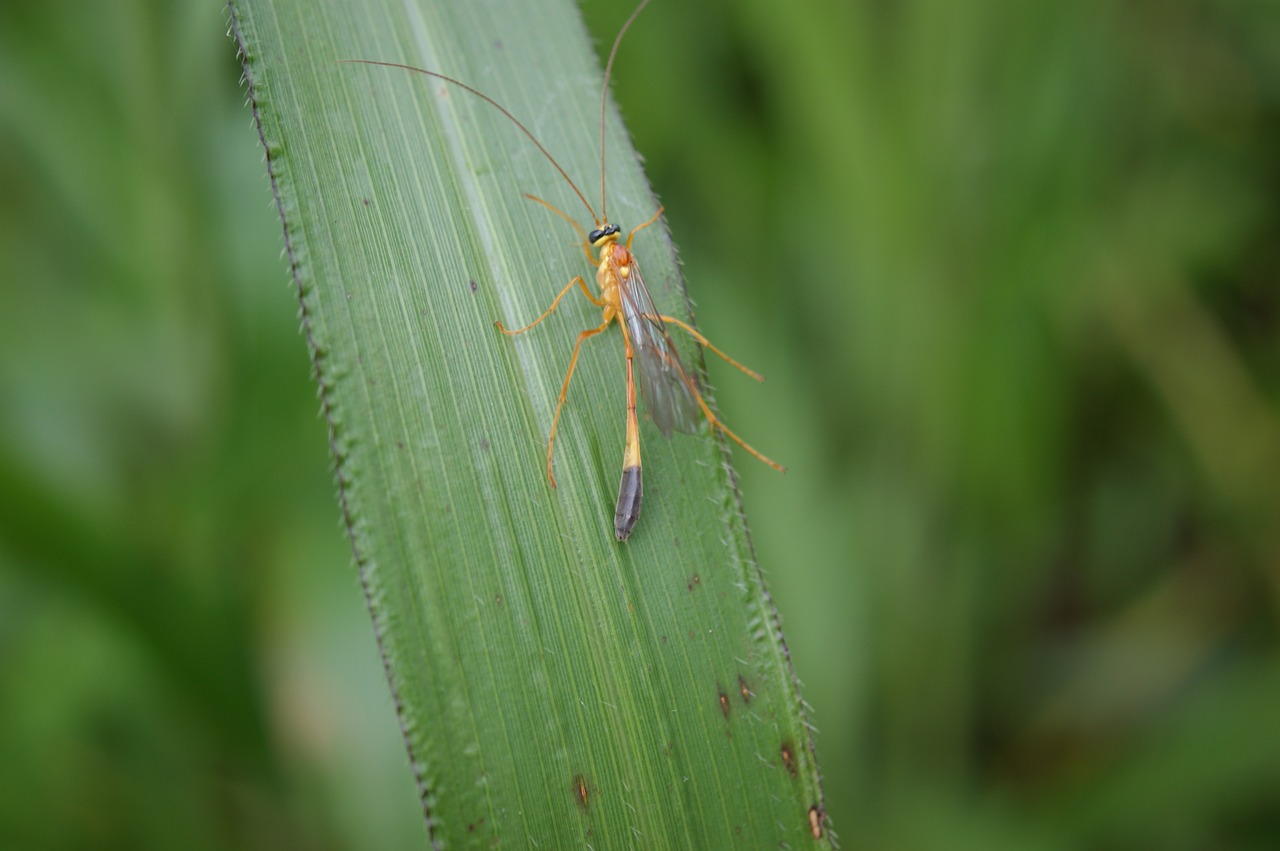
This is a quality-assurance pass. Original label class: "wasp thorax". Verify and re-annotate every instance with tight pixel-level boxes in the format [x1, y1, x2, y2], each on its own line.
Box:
[588, 223, 622, 246]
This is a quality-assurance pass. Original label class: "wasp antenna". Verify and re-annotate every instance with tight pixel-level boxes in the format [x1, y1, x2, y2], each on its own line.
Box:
[340, 58, 599, 224]
[597, 0, 651, 222]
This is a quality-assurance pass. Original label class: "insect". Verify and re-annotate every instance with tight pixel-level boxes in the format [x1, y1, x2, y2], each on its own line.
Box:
[346, 0, 783, 540]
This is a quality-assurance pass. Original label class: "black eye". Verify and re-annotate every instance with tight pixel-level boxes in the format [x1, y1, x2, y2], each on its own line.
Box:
[588, 224, 621, 244]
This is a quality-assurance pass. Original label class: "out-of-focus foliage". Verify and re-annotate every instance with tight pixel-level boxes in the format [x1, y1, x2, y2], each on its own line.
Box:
[588, 0, 1280, 846]
[0, 2, 421, 849]
[1, 0, 1277, 848]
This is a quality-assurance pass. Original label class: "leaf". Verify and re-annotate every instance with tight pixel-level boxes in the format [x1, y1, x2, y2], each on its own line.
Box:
[228, 0, 827, 845]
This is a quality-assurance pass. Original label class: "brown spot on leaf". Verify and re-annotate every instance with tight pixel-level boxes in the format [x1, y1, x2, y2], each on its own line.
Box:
[687, 573, 700, 591]
[808, 805, 824, 839]
[780, 741, 798, 777]
[718, 687, 731, 720]
[573, 774, 589, 812]
[738, 674, 752, 704]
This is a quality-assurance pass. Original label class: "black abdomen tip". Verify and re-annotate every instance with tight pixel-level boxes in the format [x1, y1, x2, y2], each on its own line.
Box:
[614, 466, 642, 541]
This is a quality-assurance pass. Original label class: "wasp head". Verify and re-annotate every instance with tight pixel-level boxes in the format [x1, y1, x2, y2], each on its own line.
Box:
[588, 223, 622, 247]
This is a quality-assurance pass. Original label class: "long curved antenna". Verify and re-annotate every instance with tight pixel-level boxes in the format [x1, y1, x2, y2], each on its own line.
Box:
[341, 59, 599, 225]
[598, 0, 652, 222]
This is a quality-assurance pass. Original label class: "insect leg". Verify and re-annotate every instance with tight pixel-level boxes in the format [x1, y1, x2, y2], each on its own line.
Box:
[683, 381, 786, 473]
[624, 206, 665, 250]
[649, 313, 764, 381]
[523, 193, 594, 263]
[545, 319, 612, 487]
[496, 276, 602, 336]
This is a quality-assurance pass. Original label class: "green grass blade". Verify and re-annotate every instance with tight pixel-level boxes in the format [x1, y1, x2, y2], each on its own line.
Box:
[228, 0, 826, 845]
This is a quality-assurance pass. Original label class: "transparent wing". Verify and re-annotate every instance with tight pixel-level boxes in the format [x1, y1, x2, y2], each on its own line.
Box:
[616, 255, 700, 437]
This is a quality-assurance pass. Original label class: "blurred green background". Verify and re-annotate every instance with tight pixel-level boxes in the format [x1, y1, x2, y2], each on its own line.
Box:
[2, 0, 1279, 848]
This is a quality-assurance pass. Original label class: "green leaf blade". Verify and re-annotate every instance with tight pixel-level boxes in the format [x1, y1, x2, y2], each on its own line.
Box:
[229, 0, 827, 846]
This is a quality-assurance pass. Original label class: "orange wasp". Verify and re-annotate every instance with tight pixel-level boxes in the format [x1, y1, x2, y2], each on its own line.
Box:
[347, 0, 783, 540]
